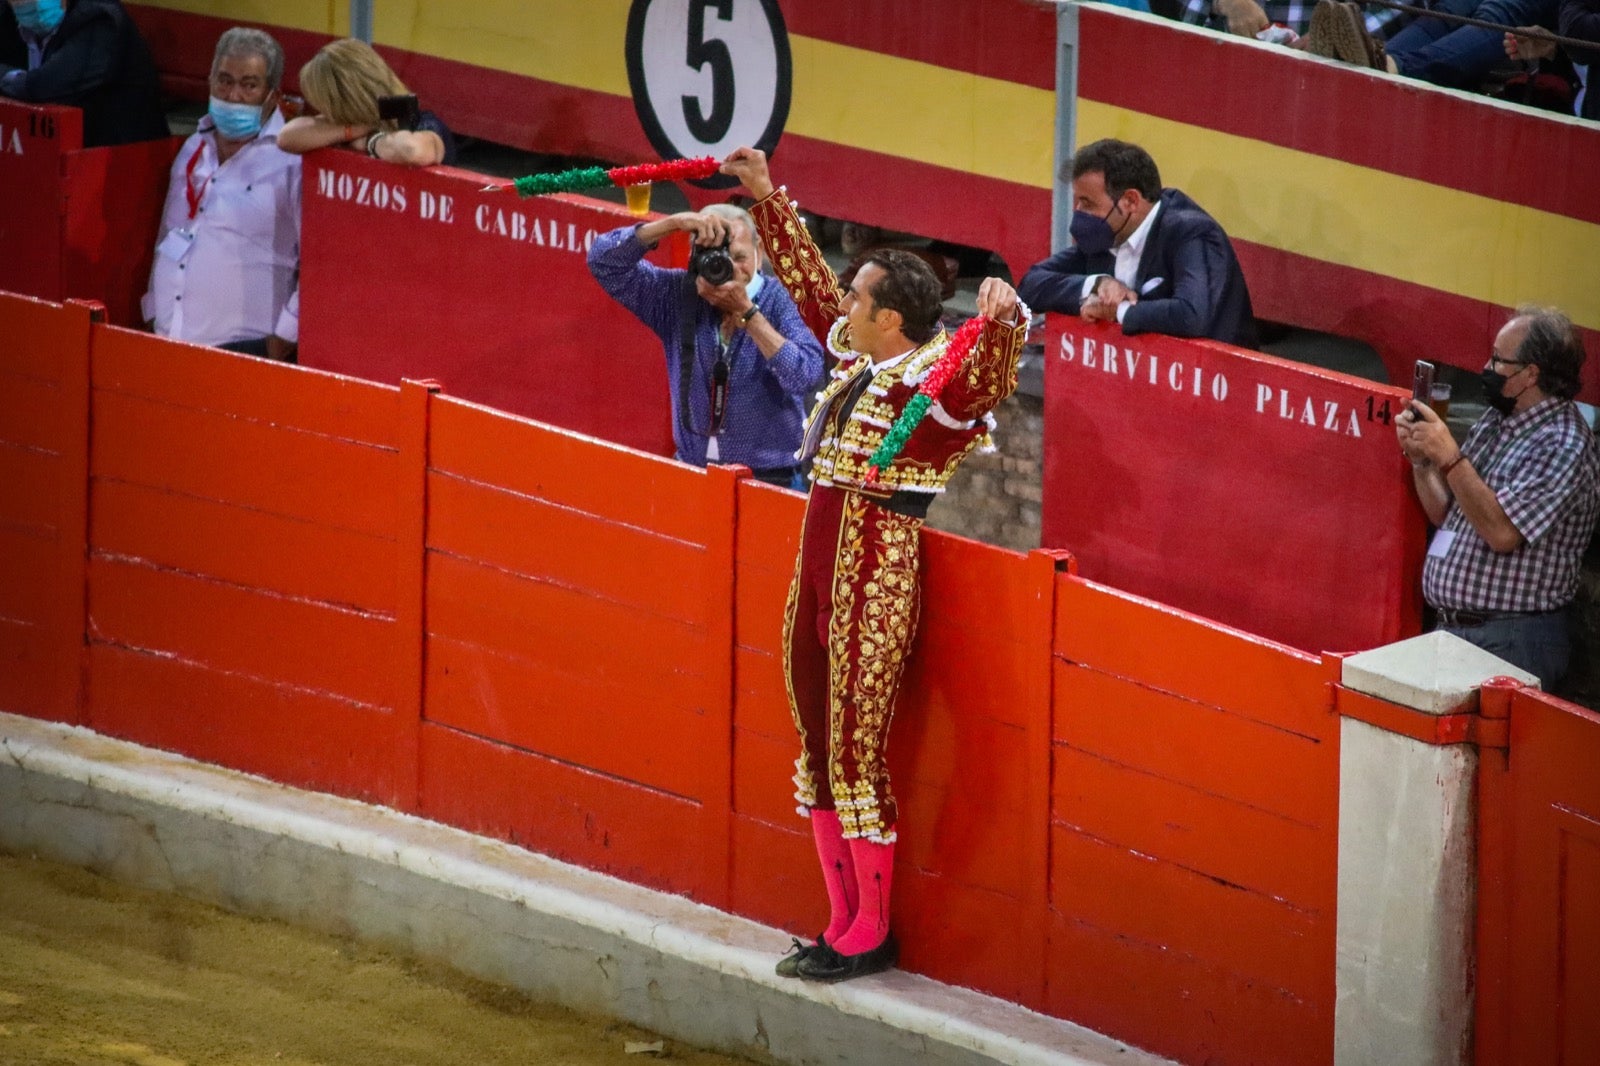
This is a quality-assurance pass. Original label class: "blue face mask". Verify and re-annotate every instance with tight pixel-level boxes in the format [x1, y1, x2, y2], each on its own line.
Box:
[1068, 199, 1126, 257]
[745, 271, 764, 301]
[12, 0, 65, 35]
[209, 96, 265, 141]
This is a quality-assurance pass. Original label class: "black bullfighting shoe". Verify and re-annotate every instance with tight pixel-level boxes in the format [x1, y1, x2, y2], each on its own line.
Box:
[775, 934, 827, 978]
[795, 934, 899, 983]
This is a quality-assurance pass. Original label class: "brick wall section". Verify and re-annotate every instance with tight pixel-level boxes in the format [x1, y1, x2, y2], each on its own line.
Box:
[925, 391, 1044, 553]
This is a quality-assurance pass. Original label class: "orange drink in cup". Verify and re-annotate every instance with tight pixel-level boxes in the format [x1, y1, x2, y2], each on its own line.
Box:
[625, 183, 652, 216]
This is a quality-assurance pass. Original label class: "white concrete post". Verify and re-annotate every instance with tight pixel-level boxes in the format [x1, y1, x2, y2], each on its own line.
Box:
[1334, 630, 1535, 1066]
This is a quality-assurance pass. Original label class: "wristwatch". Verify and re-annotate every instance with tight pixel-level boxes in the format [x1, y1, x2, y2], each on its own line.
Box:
[739, 305, 760, 325]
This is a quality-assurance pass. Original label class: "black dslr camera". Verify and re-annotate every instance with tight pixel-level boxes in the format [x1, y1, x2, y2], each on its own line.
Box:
[689, 239, 736, 286]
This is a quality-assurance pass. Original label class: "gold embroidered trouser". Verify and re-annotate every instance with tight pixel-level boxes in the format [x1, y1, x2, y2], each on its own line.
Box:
[782, 484, 922, 842]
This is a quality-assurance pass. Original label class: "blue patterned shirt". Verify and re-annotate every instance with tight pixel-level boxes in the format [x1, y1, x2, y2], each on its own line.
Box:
[587, 225, 824, 471]
[1423, 398, 1600, 612]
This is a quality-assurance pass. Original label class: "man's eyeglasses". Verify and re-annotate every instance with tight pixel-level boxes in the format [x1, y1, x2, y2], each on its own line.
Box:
[1489, 355, 1528, 371]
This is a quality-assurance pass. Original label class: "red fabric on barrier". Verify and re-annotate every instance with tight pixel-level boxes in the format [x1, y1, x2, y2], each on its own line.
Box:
[1041, 319, 1425, 653]
[299, 152, 676, 455]
[0, 100, 79, 304]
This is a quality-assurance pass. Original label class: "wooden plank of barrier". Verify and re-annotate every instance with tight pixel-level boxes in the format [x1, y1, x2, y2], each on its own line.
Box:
[427, 397, 706, 545]
[0, 295, 92, 724]
[726, 484, 819, 932]
[88, 641, 401, 802]
[0, 100, 81, 305]
[426, 552, 707, 700]
[696, 463, 743, 908]
[90, 479, 397, 611]
[422, 633, 707, 799]
[1502, 689, 1600, 1061]
[92, 389, 399, 536]
[419, 721, 705, 897]
[92, 325, 401, 447]
[83, 328, 404, 794]
[1043, 319, 1424, 655]
[1049, 571, 1337, 1066]
[425, 472, 709, 624]
[88, 554, 393, 709]
[392, 379, 440, 813]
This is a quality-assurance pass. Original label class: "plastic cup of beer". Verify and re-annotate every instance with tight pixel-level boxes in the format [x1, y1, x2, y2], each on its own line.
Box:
[625, 182, 652, 216]
[1430, 382, 1452, 419]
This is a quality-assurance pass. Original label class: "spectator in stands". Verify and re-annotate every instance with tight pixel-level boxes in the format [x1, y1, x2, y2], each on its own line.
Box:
[1018, 139, 1257, 349]
[276, 39, 454, 167]
[0, 0, 167, 147]
[1397, 306, 1599, 686]
[1506, 2, 1600, 119]
[587, 205, 825, 488]
[1305, 0, 1560, 86]
[1183, 0, 1408, 44]
[142, 28, 300, 363]
[1389, 0, 1559, 85]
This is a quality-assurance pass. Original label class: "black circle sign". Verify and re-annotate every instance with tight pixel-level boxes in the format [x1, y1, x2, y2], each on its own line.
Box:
[625, 0, 792, 188]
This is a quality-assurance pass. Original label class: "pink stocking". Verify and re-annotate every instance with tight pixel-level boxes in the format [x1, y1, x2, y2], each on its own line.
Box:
[831, 837, 894, 956]
[810, 810, 858, 944]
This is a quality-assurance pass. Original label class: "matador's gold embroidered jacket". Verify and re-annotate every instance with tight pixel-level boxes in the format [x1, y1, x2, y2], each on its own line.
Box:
[749, 188, 1028, 497]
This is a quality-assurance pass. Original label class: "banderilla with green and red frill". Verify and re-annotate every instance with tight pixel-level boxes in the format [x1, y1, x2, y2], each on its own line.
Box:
[484, 156, 722, 197]
[862, 314, 990, 487]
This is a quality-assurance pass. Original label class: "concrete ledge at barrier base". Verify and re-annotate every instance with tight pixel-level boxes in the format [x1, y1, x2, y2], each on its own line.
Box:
[1334, 632, 1534, 1066]
[0, 712, 1172, 1066]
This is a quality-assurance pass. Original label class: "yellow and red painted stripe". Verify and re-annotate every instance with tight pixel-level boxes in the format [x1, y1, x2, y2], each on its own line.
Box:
[127, 0, 1060, 272]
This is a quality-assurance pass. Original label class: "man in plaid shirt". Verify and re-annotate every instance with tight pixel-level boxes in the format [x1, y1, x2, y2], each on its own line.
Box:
[1398, 306, 1599, 686]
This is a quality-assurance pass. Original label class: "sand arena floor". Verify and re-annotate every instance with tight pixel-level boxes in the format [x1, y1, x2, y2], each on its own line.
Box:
[0, 854, 758, 1066]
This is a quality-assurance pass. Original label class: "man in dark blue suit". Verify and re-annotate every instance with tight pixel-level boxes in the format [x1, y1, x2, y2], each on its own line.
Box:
[1019, 139, 1257, 350]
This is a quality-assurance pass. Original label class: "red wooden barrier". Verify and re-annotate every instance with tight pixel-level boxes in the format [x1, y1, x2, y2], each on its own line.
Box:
[0, 293, 93, 725]
[298, 151, 680, 456]
[1050, 579, 1337, 1065]
[84, 324, 406, 802]
[4, 302, 1350, 1064]
[0, 97, 176, 328]
[0, 100, 81, 307]
[1476, 684, 1600, 1064]
[1042, 318, 1426, 654]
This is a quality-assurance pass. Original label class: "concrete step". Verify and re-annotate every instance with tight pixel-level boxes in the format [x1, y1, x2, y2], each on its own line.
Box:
[0, 712, 1173, 1066]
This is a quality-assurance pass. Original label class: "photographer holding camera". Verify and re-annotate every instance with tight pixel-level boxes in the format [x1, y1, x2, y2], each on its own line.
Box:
[587, 205, 824, 487]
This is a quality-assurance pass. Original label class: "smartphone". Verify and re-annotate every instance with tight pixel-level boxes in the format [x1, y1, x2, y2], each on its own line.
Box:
[1411, 360, 1435, 417]
[377, 93, 421, 131]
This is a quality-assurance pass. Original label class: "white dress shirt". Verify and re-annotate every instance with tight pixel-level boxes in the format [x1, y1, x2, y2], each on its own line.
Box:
[1080, 200, 1163, 325]
[143, 108, 301, 345]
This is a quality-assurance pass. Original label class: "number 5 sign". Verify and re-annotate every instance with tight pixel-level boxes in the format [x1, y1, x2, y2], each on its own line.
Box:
[625, 0, 791, 186]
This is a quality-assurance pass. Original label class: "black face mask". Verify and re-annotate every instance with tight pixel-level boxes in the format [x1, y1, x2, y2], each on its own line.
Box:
[1480, 367, 1518, 415]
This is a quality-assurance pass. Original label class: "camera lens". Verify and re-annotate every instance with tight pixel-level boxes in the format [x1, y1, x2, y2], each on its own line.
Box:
[691, 242, 736, 287]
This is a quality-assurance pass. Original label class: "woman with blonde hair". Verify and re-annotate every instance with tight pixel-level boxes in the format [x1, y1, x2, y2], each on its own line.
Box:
[277, 38, 454, 166]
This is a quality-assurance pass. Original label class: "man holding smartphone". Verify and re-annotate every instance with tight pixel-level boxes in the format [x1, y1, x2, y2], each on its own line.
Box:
[1397, 306, 1599, 686]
